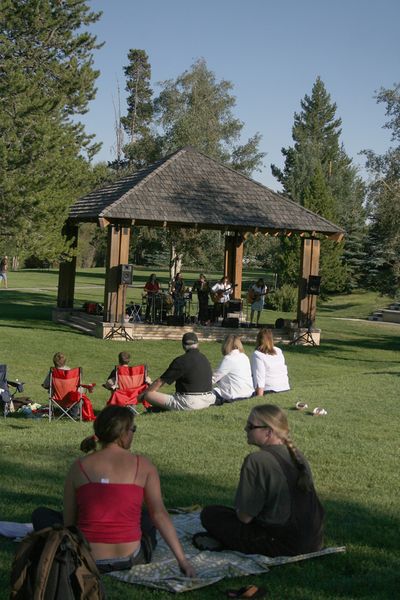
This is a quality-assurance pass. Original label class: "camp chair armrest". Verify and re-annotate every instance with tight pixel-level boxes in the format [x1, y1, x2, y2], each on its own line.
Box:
[8, 380, 24, 392]
[81, 383, 96, 393]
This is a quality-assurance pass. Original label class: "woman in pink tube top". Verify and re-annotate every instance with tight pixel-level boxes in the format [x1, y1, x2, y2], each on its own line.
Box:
[62, 405, 195, 575]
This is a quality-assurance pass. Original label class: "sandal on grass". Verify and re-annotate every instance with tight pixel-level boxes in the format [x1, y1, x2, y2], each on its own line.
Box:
[192, 532, 224, 551]
[226, 585, 267, 598]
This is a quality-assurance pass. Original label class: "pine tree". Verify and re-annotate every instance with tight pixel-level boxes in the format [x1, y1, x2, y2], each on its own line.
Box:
[0, 0, 102, 261]
[271, 77, 365, 293]
[362, 84, 400, 295]
[120, 49, 161, 170]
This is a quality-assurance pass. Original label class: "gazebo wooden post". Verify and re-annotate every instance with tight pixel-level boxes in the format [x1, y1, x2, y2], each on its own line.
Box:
[224, 232, 244, 300]
[57, 223, 78, 309]
[297, 238, 320, 326]
[103, 221, 131, 323]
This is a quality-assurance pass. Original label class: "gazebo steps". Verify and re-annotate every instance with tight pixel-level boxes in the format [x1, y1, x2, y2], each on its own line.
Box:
[52, 309, 321, 345]
[368, 306, 400, 324]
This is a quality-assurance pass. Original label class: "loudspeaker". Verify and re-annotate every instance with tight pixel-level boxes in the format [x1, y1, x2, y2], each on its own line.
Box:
[228, 300, 242, 313]
[307, 275, 321, 296]
[222, 317, 239, 328]
[120, 264, 133, 285]
[167, 315, 185, 326]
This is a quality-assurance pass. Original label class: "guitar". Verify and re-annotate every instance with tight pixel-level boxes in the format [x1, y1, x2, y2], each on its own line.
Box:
[211, 284, 238, 304]
[247, 285, 267, 305]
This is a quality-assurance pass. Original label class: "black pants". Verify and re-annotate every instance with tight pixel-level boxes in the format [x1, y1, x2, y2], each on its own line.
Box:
[200, 505, 287, 557]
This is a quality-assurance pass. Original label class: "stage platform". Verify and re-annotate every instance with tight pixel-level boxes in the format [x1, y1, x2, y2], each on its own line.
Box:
[52, 308, 321, 345]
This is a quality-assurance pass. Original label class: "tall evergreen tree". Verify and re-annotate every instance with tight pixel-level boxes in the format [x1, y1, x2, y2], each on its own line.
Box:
[0, 0, 102, 261]
[271, 77, 365, 293]
[120, 49, 160, 170]
[362, 84, 400, 295]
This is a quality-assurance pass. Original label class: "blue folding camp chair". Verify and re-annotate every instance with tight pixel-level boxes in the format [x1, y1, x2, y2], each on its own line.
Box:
[0, 364, 24, 417]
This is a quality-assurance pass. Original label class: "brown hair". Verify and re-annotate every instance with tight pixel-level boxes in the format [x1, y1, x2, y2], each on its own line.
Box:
[52, 352, 67, 368]
[118, 351, 131, 365]
[251, 404, 312, 492]
[222, 334, 244, 356]
[256, 329, 277, 356]
[80, 406, 134, 453]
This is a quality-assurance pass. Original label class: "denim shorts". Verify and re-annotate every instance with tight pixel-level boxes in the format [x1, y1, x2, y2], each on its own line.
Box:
[95, 545, 144, 574]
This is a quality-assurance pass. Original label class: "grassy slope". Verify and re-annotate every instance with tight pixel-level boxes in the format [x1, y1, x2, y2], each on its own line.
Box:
[1, 269, 399, 599]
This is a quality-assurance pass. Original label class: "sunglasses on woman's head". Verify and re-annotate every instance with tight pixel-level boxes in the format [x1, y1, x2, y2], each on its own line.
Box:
[245, 422, 270, 431]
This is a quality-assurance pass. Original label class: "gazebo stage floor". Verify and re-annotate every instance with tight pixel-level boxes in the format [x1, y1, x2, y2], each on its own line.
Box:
[52, 309, 321, 345]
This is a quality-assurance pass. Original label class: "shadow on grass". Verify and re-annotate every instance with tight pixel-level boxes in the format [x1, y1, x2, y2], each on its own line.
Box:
[286, 333, 400, 358]
[0, 464, 398, 598]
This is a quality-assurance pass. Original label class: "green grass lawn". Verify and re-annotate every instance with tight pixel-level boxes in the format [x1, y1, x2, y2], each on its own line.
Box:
[1, 270, 399, 599]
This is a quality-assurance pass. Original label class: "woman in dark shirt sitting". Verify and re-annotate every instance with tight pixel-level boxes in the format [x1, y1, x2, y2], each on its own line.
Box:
[198, 404, 324, 556]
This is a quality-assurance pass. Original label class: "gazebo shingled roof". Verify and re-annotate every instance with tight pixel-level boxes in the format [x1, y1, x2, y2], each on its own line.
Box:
[69, 146, 344, 237]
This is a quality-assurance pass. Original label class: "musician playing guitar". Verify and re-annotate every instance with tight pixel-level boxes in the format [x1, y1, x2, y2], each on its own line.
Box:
[248, 278, 268, 326]
[211, 276, 234, 322]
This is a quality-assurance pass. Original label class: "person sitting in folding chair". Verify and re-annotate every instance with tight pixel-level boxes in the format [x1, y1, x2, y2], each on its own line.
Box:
[43, 352, 95, 422]
[104, 351, 151, 410]
[0, 364, 24, 417]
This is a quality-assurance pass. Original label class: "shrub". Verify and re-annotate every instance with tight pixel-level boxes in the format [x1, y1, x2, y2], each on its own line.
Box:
[266, 284, 297, 312]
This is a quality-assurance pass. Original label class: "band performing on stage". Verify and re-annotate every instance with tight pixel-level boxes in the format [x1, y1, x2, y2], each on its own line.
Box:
[121, 274, 270, 328]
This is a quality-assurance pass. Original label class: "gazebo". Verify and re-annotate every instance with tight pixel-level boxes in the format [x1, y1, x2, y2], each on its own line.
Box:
[56, 146, 344, 342]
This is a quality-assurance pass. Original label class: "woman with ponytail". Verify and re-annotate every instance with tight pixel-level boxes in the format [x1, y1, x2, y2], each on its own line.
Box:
[198, 404, 324, 556]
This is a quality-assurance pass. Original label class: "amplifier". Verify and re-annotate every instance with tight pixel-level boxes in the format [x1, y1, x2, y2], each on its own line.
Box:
[167, 315, 185, 326]
[222, 317, 239, 328]
[228, 300, 242, 313]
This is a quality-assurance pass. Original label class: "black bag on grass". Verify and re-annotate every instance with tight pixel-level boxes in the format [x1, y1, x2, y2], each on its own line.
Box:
[10, 524, 106, 600]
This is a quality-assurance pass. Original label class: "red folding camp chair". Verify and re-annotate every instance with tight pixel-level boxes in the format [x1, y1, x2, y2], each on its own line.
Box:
[49, 368, 95, 422]
[107, 365, 150, 410]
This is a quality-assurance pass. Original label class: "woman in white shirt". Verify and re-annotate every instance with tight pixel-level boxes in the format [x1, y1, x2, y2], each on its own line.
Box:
[213, 335, 254, 404]
[251, 329, 290, 394]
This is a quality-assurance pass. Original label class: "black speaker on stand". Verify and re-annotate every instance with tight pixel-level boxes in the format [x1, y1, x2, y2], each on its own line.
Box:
[120, 264, 134, 285]
[291, 275, 322, 346]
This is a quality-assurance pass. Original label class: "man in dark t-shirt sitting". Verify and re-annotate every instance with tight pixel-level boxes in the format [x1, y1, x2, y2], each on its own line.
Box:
[140, 332, 215, 411]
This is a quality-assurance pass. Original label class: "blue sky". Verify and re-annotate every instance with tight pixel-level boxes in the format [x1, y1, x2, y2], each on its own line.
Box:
[83, 0, 399, 189]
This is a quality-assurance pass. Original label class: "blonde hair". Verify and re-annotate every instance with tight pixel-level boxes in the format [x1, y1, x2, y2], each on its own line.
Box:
[222, 334, 244, 356]
[251, 404, 312, 492]
[256, 329, 276, 355]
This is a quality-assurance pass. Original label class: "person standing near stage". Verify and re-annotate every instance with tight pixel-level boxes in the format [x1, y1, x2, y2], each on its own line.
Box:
[139, 332, 215, 411]
[248, 278, 268, 326]
[171, 272, 186, 318]
[0, 256, 8, 289]
[211, 276, 232, 322]
[144, 274, 161, 322]
[193, 273, 210, 324]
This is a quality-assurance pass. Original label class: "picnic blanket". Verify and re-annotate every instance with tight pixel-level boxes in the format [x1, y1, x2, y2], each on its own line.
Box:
[109, 511, 346, 593]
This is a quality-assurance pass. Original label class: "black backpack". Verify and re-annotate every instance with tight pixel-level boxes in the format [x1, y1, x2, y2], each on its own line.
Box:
[10, 525, 106, 600]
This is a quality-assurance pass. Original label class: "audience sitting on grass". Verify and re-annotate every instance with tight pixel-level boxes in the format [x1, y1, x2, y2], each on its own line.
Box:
[41, 352, 70, 390]
[32, 405, 196, 576]
[212, 334, 254, 404]
[251, 329, 290, 395]
[41, 351, 95, 421]
[196, 404, 324, 556]
[139, 332, 215, 411]
[103, 351, 151, 391]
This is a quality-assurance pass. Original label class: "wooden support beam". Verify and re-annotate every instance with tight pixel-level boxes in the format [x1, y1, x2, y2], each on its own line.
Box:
[224, 232, 244, 300]
[297, 238, 320, 327]
[103, 223, 131, 323]
[57, 223, 78, 309]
